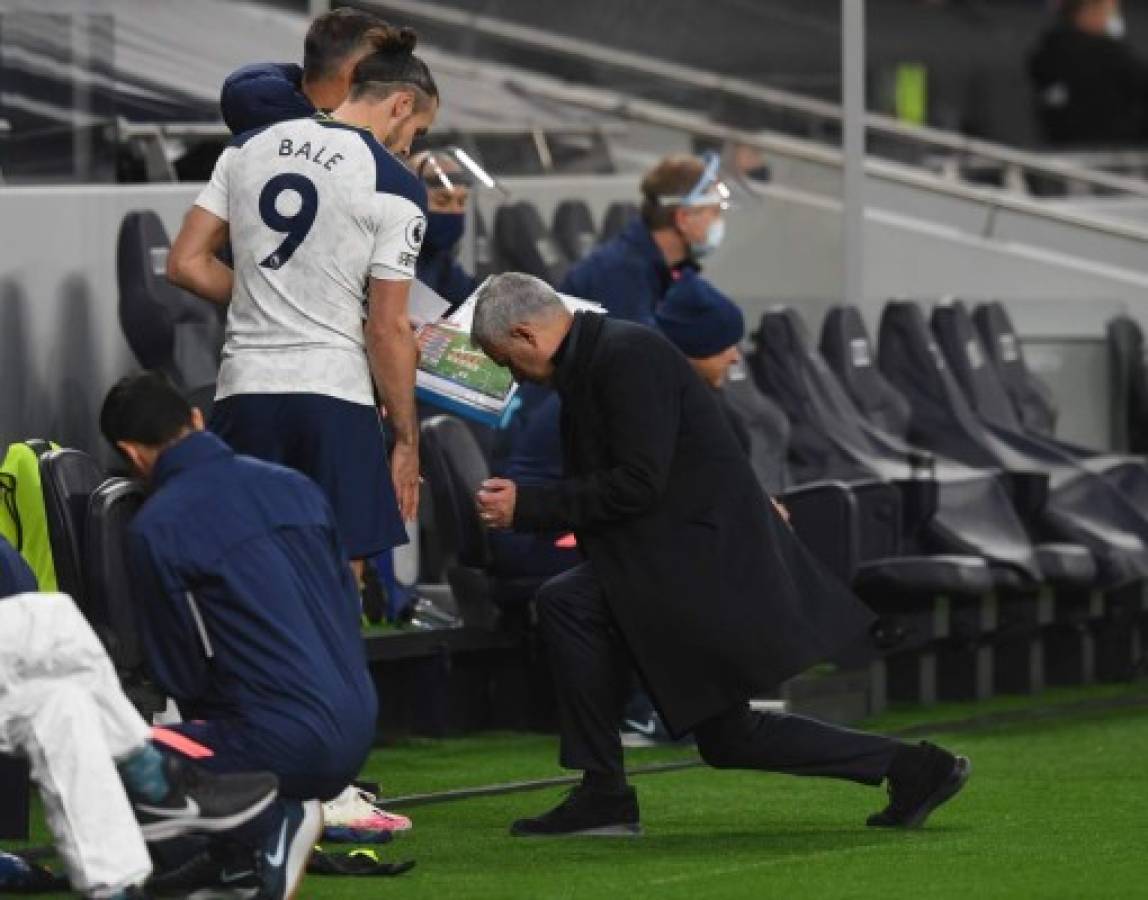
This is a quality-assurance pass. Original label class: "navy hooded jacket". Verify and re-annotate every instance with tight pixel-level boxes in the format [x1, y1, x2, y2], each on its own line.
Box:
[220, 62, 315, 136]
[558, 218, 682, 327]
[126, 432, 376, 783]
[0, 536, 36, 598]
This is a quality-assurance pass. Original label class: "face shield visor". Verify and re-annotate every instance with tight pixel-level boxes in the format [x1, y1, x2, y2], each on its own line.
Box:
[655, 151, 733, 211]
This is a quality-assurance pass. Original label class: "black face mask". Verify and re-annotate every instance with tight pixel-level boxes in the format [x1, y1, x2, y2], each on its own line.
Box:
[422, 212, 465, 254]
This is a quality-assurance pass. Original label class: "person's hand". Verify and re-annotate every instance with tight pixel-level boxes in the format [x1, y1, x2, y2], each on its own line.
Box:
[391, 441, 420, 521]
[476, 478, 517, 529]
[771, 497, 791, 526]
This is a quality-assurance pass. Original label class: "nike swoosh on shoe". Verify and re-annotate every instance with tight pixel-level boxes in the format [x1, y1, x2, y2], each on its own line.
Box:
[135, 797, 201, 818]
[265, 820, 289, 868]
[623, 719, 656, 736]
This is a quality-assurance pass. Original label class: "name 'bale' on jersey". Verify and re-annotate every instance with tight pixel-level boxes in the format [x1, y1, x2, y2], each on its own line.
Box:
[195, 115, 428, 407]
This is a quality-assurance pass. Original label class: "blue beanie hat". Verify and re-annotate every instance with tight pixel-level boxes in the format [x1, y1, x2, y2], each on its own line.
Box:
[655, 270, 745, 358]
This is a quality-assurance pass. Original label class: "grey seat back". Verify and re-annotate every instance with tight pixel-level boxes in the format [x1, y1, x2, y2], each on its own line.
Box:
[1107, 316, 1148, 455]
[820, 305, 912, 439]
[748, 307, 884, 483]
[877, 301, 1009, 469]
[552, 200, 597, 262]
[973, 302, 1058, 436]
[116, 210, 224, 391]
[931, 300, 1024, 432]
[493, 202, 571, 286]
[722, 370, 790, 494]
[599, 202, 639, 243]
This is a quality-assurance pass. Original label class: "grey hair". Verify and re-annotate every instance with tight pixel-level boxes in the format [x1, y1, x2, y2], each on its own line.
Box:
[471, 272, 566, 346]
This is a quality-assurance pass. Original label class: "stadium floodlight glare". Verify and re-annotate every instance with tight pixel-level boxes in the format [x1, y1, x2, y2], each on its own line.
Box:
[426, 154, 455, 192]
[451, 147, 500, 191]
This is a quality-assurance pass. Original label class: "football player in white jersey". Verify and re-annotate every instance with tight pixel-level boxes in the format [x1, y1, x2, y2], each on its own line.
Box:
[167, 27, 437, 582]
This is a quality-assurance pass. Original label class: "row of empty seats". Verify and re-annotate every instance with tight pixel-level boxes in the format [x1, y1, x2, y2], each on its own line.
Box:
[733, 298, 1148, 703]
[492, 199, 638, 286]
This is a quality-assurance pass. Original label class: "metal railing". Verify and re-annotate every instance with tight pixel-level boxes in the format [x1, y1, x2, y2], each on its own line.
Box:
[365, 0, 1148, 201]
[424, 52, 1148, 247]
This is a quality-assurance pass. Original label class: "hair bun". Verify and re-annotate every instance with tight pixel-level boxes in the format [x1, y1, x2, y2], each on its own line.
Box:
[379, 25, 417, 55]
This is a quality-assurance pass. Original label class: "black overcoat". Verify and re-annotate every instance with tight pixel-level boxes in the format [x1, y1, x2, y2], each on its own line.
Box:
[514, 313, 875, 735]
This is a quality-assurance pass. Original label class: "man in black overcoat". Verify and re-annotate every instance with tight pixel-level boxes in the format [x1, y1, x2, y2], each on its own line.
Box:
[472, 273, 970, 838]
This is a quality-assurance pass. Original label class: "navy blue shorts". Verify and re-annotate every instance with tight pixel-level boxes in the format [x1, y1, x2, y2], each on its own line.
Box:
[209, 393, 407, 559]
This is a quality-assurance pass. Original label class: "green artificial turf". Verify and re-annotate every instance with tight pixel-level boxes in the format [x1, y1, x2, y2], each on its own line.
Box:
[8, 684, 1148, 898]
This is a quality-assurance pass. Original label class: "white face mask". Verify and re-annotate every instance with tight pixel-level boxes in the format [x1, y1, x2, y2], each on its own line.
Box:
[1107, 13, 1126, 40]
[690, 217, 726, 259]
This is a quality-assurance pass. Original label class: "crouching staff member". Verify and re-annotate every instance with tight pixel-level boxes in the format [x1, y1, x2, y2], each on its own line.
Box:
[472, 273, 971, 838]
[101, 373, 378, 899]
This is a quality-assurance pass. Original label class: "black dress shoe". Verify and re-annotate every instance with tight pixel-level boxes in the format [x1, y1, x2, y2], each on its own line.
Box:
[510, 785, 641, 837]
[867, 741, 971, 829]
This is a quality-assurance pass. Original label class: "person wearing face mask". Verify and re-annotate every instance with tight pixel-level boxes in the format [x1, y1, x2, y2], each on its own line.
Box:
[1028, 0, 1148, 145]
[559, 154, 727, 327]
[220, 7, 395, 136]
[410, 150, 478, 311]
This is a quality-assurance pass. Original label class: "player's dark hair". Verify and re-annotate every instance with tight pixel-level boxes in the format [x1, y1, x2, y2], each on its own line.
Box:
[303, 7, 392, 82]
[100, 372, 194, 451]
[349, 27, 438, 109]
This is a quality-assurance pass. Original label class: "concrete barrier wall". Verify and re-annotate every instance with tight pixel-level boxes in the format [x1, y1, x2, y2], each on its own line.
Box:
[0, 184, 195, 457]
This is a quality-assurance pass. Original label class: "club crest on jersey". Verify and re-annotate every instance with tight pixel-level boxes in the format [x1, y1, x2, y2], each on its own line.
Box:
[405, 216, 427, 250]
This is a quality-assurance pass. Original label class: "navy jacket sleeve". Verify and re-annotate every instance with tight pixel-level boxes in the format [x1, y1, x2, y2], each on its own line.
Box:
[220, 62, 313, 135]
[560, 255, 657, 327]
[126, 529, 212, 703]
[0, 536, 36, 597]
[557, 265, 587, 303]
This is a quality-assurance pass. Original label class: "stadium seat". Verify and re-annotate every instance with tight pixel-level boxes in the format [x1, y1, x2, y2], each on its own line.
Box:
[84, 477, 166, 717]
[599, 202, 639, 243]
[552, 200, 598, 262]
[1106, 315, 1148, 455]
[972, 302, 1058, 437]
[932, 300, 1148, 519]
[721, 368, 791, 494]
[823, 306, 1104, 583]
[38, 448, 103, 610]
[746, 311, 1014, 700]
[826, 304, 1137, 687]
[492, 202, 571, 286]
[751, 306, 1050, 589]
[419, 415, 550, 629]
[878, 300, 1148, 588]
[819, 306, 913, 438]
[116, 210, 224, 405]
[472, 207, 496, 281]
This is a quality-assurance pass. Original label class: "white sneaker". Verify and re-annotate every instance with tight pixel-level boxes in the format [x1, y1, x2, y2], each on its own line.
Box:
[321, 786, 412, 843]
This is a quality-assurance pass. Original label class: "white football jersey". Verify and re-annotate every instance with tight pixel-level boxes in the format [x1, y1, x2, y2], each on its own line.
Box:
[196, 114, 427, 406]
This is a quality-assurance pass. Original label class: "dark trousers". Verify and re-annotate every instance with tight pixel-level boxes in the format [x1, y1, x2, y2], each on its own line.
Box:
[537, 562, 901, 786]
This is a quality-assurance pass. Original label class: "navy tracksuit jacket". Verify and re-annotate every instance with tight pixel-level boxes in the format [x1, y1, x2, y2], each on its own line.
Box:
[127, 432, 376, 794]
